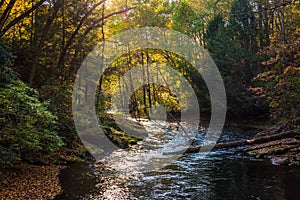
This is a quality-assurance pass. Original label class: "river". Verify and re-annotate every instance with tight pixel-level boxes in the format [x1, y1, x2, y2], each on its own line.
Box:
[55, 120, 300, 200]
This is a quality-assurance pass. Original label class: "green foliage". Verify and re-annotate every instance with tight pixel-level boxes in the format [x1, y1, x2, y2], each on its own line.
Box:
[39, 81, 77, 145]
[205, 1, 261, 118]
[172, 0, 203, 37]
[171, 0, 207, 46]
[0, 45, 17, 85]
[206, 13, 232, 73]
[132, 0, 173, 28]
[253, 66, 300, 121]
[228, 0, 257, 51]
[223, 0, 258, 81]
[0, 46, 63, 165]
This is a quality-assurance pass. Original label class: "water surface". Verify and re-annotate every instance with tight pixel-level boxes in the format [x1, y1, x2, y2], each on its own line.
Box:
[56, 122, 300, 200]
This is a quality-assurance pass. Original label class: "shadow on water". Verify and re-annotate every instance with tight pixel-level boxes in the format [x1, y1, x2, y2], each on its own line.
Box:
[55, 163, 99, 200]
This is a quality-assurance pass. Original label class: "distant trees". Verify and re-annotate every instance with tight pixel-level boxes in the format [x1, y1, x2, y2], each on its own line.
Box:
[203, 0, 299, 119]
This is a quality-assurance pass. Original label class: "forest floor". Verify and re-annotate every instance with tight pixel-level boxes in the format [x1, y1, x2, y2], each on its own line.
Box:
[0, 164, 64, 199]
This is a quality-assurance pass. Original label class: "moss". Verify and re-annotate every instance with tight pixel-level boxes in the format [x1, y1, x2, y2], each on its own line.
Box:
[269, 147, 285, 155]
[255, 153, 263, 159]
[128, 139, 138, 145]
[103, 126, 142, 149]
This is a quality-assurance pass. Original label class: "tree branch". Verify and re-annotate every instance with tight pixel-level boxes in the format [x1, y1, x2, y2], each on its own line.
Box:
[0, 0, 47, 38]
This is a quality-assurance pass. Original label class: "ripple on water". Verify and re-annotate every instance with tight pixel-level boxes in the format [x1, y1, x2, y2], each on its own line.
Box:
[57, 121, 300, 200]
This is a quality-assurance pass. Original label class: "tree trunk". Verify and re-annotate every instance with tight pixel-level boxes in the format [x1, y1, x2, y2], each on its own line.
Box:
[164, 130, 297, 155]
[0, 0, 17, 32]
[29, 0, 61, 86]
[146, 50, 152, 109]
[56, 1, 105, 70]
[141, 51, 147, 116]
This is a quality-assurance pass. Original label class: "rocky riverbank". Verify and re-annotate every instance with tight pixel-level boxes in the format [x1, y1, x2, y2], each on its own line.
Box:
[246, 118, 300, 166]
[166, 117, 299, 167]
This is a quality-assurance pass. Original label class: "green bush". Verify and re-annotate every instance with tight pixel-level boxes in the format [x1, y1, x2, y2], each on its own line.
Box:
[0, 45, 63, 165]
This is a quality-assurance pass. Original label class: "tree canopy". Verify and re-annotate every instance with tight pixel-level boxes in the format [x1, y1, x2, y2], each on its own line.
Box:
[0, 0, 299, 165]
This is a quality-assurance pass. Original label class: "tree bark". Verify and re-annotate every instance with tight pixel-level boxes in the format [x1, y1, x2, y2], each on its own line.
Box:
[146, 50, 152, 109]
[141, 51, 147, 116]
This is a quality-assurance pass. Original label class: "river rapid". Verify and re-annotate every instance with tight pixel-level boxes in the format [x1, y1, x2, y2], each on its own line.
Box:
[56, 120, 300, 200]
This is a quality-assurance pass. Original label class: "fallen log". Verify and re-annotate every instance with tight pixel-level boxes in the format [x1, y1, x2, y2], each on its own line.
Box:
[163, 130, 297, 155]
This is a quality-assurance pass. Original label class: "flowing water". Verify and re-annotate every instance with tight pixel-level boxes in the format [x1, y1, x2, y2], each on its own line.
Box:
[56, 120, 300, 200]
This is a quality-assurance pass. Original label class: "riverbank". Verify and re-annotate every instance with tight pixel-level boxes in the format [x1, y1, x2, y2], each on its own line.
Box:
[220, 117, 300, 166]
[1, 117, 298, 199]
[246, 118, 300, 166]
[0, 115, 143, 200]
[0, 164, 64, 199]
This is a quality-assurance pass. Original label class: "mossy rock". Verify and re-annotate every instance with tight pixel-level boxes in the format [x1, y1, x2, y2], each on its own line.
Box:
[103, 126, 142, 149]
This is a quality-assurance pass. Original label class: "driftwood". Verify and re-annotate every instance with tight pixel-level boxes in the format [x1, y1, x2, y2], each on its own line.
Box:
[163, 130, 297, 155]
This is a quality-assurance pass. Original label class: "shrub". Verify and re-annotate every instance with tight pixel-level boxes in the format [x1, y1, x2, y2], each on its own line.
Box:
[0, 45, 63, 165]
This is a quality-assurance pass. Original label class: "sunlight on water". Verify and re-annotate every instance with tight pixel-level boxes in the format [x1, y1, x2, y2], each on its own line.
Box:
[56, 122, 300, 200]
[92, 118, 209, 199]
[99, 118, 200, 174]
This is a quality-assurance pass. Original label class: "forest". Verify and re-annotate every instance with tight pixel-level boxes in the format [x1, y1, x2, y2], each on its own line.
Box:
[0, 0, 300, 199]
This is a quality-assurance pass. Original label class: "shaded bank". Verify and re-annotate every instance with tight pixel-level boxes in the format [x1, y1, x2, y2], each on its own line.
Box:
[0, 164, 63, 199]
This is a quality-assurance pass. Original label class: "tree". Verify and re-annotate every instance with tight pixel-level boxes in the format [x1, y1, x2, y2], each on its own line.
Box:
[0, 0, 47, 38]
[227, 0, 258, 81]
[172, 0, 205, 45]
[205, 1, 261, 117]
[260, 0, 299, 73]
[252, 0, 300, 121]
